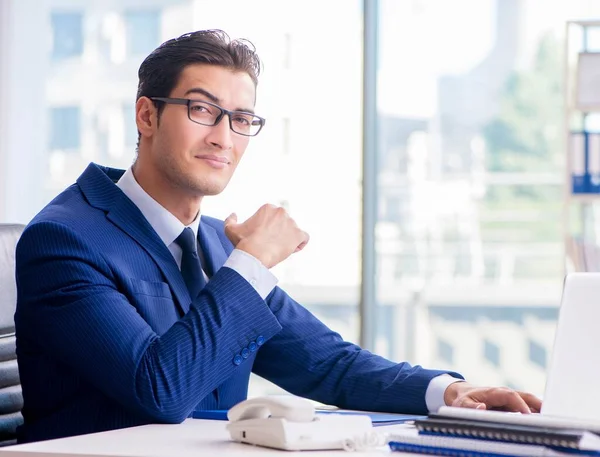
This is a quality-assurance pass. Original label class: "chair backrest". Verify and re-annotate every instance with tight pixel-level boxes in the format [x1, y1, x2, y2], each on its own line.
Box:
[0, 224, 25, 445]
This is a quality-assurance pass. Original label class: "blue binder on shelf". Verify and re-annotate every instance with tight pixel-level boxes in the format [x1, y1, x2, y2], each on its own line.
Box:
[571, 131, 588, 193]
[588, 131, 600, 193]
[571, 130, 600, 194]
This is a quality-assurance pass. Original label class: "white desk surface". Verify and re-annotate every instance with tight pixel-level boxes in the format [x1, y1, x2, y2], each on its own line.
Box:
[0, 420, 419, 457]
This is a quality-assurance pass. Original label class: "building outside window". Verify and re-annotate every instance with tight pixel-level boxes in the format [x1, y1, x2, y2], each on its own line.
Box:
[51, 12, 83, 60]
[49, 106, 80, 151]
[124, 10, 160, 56]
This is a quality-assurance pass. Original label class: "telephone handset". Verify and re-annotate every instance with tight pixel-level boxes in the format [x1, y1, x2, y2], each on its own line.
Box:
[226, 395, 374, 451]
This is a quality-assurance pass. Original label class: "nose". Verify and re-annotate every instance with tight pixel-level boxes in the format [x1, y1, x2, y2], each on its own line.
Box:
[205, 114, 234, 150]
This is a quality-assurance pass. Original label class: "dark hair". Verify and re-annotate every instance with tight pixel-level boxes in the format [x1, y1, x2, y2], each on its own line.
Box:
[135, 29, 261, 146]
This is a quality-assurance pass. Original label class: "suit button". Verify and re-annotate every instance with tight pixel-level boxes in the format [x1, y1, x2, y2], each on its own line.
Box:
[233, 354, 243, 366]
[248, 342, 258, 352]
[256, 335, 265, 346]
[241, 348, 250, 359]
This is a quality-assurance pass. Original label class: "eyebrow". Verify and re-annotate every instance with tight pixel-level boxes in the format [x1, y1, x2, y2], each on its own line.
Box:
[183, 87, 255, 114]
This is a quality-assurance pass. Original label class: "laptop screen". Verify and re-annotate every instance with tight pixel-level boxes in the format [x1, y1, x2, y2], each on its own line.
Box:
[541, 272, 600, 420]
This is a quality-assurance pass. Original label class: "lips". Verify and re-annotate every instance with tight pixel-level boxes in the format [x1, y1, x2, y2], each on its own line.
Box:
[195, 154, 231, 170]
[195, 154, 230, 164]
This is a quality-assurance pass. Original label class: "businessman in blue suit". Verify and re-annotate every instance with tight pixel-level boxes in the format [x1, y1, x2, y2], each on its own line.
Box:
[14, 30, 541, 443]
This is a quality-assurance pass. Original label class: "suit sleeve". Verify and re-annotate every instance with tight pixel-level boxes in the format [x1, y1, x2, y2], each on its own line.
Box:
[15, 221, 282, 423]
[252, 287, 464, 414]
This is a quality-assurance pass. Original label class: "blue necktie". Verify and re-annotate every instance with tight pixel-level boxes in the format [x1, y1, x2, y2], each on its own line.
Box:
[175, 227, 206, 300]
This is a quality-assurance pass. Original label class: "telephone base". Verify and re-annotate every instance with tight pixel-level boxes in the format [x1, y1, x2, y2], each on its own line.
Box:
[227, 414, 373, 451]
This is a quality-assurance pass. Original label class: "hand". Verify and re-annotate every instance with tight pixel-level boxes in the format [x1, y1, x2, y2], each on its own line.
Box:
[444, 382, 542, 413]
[224, 204, 310, 269]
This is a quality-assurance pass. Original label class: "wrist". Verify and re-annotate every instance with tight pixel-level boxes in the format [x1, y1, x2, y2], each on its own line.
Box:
[236, 240, 272, 268]
[444, 380, 470, 406]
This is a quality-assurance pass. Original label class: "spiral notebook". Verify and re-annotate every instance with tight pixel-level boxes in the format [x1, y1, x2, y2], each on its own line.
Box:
[414, 416, 600, 451]
[436, 406, 600, 435]
[387, 431, 600, 457]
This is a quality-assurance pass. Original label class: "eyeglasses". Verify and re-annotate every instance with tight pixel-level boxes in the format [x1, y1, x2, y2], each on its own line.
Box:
[150, 97, 265, 137]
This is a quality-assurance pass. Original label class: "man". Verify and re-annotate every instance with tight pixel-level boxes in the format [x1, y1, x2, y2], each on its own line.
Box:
[14, 30, 540, 443]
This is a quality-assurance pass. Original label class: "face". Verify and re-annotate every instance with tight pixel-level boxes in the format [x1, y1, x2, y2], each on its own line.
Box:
[138, 64, 257, 197]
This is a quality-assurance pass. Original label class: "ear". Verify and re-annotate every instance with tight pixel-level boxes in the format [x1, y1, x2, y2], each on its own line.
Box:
[136, 97, 158, 141]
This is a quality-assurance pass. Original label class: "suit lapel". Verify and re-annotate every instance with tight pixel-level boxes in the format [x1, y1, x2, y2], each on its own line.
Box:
[198, 218, 229, 277]
[77, 164, 191, 315]
[107, 198, 191, 315]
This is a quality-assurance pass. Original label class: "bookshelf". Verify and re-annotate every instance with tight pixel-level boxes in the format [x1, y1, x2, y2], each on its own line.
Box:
[564, 20, 600, 273]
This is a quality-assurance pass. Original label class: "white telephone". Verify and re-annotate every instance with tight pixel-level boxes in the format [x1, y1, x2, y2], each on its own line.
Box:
[226, 395, 374, 451]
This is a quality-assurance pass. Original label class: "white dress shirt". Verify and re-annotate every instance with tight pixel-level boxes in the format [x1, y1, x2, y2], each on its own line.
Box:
[116, 166, 460, 412]
[116, 167, 277, 300]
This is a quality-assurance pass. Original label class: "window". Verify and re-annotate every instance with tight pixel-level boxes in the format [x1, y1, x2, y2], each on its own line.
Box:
[51, 12, 83, 60]
[528, 339, 547, 369]
[374, 0, 600, 398]
[483, 340, 500, 368]
[49, 107, 80, 151]
[8, 0, 600, 404]
[384, 196, 402, 221]
[124, 10, 159, 56]
[436, 338, 454, 365]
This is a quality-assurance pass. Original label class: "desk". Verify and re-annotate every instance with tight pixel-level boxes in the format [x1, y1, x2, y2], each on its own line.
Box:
[0, 420, 418, 457]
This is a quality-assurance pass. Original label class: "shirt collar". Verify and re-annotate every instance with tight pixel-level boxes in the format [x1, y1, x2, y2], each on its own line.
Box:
[116, 167, 200, 247]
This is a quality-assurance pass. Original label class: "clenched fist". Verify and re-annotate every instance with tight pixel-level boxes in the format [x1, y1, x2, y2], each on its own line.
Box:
[224, 204, 309, 269]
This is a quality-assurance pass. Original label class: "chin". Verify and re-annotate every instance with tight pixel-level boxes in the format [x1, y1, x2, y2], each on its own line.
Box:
[194, 181, 228, 196]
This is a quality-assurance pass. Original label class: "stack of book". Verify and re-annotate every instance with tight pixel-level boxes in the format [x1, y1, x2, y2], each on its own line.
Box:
[388, 407, 600, 456]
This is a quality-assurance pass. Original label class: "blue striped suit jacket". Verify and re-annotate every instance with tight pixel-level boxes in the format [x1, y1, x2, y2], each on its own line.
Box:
[14, 163, 461, 443]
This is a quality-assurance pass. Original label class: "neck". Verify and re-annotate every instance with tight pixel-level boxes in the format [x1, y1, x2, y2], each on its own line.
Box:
[132, 159, 201, 226]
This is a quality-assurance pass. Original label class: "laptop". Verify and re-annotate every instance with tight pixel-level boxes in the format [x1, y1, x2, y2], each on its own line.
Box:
[436, 272, 600, 431]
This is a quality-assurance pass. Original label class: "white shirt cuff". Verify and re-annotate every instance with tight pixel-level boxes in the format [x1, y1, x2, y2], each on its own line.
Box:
[223, 249, 278, 300]
[425, 374, 465, 413]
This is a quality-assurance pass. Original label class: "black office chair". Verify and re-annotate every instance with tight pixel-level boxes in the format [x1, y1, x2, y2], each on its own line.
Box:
[0, 224, 25, 445]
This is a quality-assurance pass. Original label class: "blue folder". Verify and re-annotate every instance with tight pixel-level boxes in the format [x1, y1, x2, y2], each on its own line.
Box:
[317, 410, 426, 426]
[191, 410, 229, 420]
[191, 409, 425, 425]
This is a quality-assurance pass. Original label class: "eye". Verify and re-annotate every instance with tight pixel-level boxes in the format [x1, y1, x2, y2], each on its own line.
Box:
[231, 114, 252, 126]
[190, 104, 210, 113]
